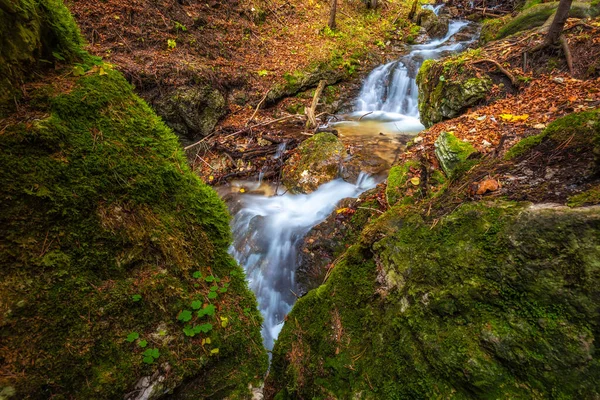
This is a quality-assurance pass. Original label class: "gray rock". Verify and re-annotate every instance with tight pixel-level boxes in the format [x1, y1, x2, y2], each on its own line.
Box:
[154, 86, 226, 142]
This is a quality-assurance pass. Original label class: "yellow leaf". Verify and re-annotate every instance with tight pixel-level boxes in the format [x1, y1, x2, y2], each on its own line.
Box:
[410, 177, 420, 186]
[98, 67, 107, 76]
[336, 207, 350, 214]
[208, 175, 214, 181]
[500, 113, 529, 122]
[210, 348, 219, 355]
[239, 188, 245, 193]
[220, 316, 228, 328]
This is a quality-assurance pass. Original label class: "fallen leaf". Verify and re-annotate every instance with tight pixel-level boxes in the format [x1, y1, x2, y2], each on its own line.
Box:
[410, 177, 420, 186]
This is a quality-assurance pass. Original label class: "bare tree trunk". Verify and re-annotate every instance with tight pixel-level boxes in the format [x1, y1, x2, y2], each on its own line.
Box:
[328, 0, 337, 30]
[544, 0, 573, 46]
[370, 0, 378, 8]
[407, 0, 419, 21]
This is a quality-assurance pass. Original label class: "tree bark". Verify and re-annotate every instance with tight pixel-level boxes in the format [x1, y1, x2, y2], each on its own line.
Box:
[328, 0, 337, 30]
[370, 0, 378, 9]
[407, 0, 419, 21]
[544, 0, 574, 46]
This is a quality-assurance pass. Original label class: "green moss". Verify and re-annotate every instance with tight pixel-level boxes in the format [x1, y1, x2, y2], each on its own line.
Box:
[268, 201, 600, 398]
[479, 16, 510, 44]
[567, 185, 600, 207]
[505, 108, 600, 160]
[282, 132, 346, 193]
[434, 132, 477, 178]
[385, 160, 420, 206]
[497, 2, 600, 39]
[0, 0, 93, 116]
[0, 68, 268, 398]
[417, 51, 492, 127]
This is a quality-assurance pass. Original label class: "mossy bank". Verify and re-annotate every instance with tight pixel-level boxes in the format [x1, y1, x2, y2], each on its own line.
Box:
[266, 109, 600, 398]
[0, 0, 267, 398]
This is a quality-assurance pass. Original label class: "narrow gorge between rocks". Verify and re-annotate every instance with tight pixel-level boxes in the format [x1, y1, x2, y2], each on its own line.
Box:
[226, 8, 479, 352]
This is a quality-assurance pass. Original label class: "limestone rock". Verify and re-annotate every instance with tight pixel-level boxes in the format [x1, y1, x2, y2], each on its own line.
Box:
[434, 132, 476, 178]
[417, 57, 493, 127]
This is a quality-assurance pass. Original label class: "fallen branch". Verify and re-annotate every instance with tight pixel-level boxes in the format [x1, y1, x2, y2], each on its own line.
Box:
[223, 114, 303, 140]
[470, 58, 518, 86]
[306, 80, 327, 129]
[358, 111, 374, 121]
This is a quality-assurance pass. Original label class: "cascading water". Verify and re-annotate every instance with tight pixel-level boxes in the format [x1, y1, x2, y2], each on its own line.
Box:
[346, 18, 473, 131]
[226, 7, 478, 352]
[228, 174, 376, 350]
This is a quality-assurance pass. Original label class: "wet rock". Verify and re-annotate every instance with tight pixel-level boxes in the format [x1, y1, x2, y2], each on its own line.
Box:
[434, 132, 476, 178]
[415, 9, 449, 39]
[282, 133, 347, 193]
[341, 152, 390, 185]
[296, 188, 383, 295]
[153, 85, 226, 142]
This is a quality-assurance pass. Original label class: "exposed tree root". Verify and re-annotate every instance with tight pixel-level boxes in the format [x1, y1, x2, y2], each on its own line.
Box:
[470, 58, 519, 86]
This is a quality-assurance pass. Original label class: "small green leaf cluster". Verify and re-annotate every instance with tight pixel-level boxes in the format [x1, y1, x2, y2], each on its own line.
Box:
[125, 332, 159, 364]
[178, 301, 218, 337]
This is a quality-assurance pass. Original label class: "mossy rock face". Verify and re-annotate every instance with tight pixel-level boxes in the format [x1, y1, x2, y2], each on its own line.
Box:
[265, 59, 352, 106]
[282, 133, 347, 194]
[0, 0, 86, 116]
[153, 86, 226, 143]
[479, 16, 511, 44]
[0, 69, 267, 399]
[496, 1, 600, 39]
[416, 9, 449, 38]
[417, 56, 493, 128]
[434, 131, 477, 178]
[267, 201, 600, 398]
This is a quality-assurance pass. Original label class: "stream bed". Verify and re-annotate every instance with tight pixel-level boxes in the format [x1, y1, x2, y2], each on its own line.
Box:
[222, 10, 478, 351]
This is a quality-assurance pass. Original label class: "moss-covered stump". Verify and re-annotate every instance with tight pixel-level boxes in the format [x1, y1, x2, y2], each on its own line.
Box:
[417, 55, 493, 128]
[434, 132, 477, 178]
[0, 68, 267, 399]
[282, 133, 347, 194]
[495, 1, 600, 40]
[266, 201, 600, 399]
[152, 86, 226, 143]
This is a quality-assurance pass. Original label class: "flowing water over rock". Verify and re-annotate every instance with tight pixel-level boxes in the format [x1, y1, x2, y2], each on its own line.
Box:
[225, 10, 479, 351]
[227, 174, 376, 350]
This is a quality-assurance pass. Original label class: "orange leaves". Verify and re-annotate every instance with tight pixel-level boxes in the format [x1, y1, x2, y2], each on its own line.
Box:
[470, 179, 500, 196]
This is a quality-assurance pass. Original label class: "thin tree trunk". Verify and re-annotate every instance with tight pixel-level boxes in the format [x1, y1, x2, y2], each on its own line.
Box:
[370, 0, 378, 8]
[407, 0, 419, 21]
[544, 0, 573, 46]
[328, 0, 337, 30]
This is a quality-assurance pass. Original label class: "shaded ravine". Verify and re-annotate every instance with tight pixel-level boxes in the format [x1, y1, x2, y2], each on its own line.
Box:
[225, 11, 477, 352]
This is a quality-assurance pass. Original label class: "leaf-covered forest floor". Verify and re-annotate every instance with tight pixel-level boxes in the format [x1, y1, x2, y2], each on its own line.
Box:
[69, 0, 600, 200]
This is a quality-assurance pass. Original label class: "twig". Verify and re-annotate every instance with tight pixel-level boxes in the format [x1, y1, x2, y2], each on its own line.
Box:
[356, 206, 384, 214]
[223, 114, 303, 140]
[358, 111, 374, 121]
[246, 88, 271, 127]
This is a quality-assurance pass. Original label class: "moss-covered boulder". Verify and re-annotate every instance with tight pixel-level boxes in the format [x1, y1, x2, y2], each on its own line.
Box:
[153, 86, 226, 143]
[0, 0, 86, 117]
[267, 201, 600, 399]
[0, 1, 268, 398]
[265, 57, 354, 106]
[496, 1, 600, 40]
[415, 9, 449, 39]
[434, 132, 477, 178]
[282, 133, 347, 194]
[417, 56, 493, 128]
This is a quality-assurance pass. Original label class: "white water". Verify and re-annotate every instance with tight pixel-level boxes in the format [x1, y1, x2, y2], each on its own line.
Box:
[229, 174, 376, 350]
[351, 19, 473, 131]
[227, 9, 477, 352]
